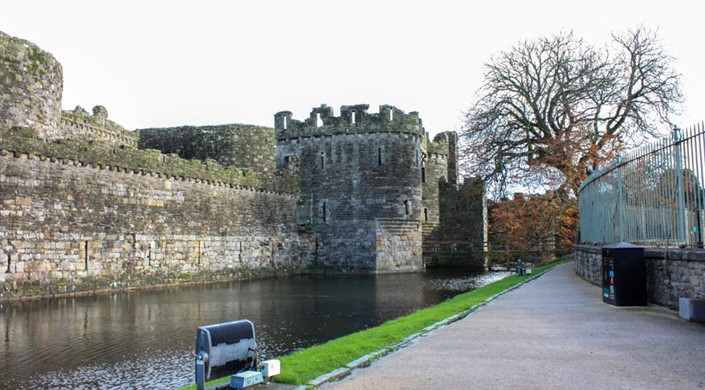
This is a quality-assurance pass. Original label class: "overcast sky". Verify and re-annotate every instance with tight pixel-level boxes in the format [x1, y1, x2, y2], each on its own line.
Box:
[1, 0, 703, 135]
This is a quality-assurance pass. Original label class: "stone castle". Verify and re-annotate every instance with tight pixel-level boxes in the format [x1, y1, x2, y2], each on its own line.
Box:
[0, 31, 485, 299]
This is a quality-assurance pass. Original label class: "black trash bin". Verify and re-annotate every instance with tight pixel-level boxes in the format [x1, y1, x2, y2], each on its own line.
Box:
[601, 242, 647, 306]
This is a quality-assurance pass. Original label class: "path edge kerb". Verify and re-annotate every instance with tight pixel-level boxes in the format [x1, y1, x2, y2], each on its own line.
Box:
[298, 265, 561, 389]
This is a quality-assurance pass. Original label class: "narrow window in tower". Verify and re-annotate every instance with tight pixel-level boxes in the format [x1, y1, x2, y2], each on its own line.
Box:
[404, 200, 410, 216]
[322, 202, 327, 222]
[424, 208, 428, 222]
[320, 152, 325, 170]
[283, 115, 288, 130]
[5, 254, 10, 273]
[415, 150, 419, 167]
[389, 109, 393, 121]
[284, 155, 291, 169]
[316, 112, 323, 127]
[421, 166, 426, 183]
[351, 111, 356, 124]
[378, 147, 383, 166]
[84, 241, 89, 271]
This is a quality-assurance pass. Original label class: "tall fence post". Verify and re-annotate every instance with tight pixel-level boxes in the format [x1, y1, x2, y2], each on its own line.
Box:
[616, 153, 623, 242]
[673, 126, 687, 245]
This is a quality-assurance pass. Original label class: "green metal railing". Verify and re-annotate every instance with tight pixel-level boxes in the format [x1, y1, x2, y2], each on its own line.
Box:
[578, 123, 705, 247]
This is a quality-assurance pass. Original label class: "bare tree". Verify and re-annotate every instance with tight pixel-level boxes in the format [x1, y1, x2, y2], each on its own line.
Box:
[463, 26, 683, 198]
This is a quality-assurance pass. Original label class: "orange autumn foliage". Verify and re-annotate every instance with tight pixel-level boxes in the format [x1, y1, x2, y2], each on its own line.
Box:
[489, 191, 577, 257]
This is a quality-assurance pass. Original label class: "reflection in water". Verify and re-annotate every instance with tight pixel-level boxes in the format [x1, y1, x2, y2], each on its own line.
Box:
[0, 270, 509, 389]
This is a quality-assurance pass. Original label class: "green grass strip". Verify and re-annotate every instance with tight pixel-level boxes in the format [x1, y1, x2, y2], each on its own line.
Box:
[180, 260, 563, 388]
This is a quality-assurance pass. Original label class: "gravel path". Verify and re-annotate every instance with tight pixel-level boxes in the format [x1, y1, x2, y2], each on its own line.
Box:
[322, 262, 705, 389]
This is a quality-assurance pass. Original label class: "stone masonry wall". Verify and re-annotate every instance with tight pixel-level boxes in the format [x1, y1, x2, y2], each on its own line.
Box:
[575, 245, 705, 309]
[0, 151, 300, 298]
[423, 178, 487, 269]
[375, 218, 423, 272]
[139, 124, 276, 173]
[436, 177, 486, 245]
[293, 131, 423, 271]
[574, 245, 602, 285]
[0, 31, 62, 139]
[421, 151, 448, 226]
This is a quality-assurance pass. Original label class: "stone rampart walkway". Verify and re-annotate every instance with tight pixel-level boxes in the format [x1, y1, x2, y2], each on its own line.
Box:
[322, 262, 705, 389]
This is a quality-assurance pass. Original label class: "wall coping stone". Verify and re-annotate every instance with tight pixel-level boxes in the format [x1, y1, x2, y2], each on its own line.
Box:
[576, 244, 705, 262]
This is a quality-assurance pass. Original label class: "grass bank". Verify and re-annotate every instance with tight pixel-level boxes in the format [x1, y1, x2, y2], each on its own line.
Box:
[181, 259, 564, 388]
[276, 260, 562, 385]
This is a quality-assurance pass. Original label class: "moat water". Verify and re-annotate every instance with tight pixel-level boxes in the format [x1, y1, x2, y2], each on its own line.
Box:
[0, 269, 509, 389]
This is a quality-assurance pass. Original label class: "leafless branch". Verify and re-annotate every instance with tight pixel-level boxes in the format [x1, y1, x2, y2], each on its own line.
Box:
[462, 26, 682, 199]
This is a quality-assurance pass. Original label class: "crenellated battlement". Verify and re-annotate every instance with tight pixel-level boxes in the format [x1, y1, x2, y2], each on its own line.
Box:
[274, 104, 424, 140]
[60, 105, 138, 148]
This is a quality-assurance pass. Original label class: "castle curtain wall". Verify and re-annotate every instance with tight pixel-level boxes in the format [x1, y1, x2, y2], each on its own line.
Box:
[0, 151, 300, 290]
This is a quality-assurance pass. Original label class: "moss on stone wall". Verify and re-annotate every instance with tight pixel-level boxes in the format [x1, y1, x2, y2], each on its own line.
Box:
[2, 265, 301, 302]
[0, 30, 63, 138]
[0, 131, 298, 193]
[138, 124, 277, 173]
[427, 132, 450, 156]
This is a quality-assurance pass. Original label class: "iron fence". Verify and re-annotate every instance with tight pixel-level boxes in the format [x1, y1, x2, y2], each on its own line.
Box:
[578, 123, 705, 247]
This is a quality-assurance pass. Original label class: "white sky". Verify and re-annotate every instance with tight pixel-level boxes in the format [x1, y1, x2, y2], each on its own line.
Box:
[1, 0, 703, 135]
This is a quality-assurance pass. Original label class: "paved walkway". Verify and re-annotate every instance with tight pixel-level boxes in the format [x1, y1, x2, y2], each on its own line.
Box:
[322, 262, 705, 389]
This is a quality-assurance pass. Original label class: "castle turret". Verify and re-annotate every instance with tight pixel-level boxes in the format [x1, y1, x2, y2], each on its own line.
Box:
[0, 31, 63, 138]
[276, 104, 425, 272]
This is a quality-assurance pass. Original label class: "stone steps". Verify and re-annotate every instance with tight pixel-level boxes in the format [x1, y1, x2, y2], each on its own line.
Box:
[422, 223, 440, 240]
[376, 218, 420, 234]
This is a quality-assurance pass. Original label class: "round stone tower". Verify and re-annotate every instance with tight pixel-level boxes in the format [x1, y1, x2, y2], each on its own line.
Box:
[275, 104, 425, 272]
[0, 31, 63, 138]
